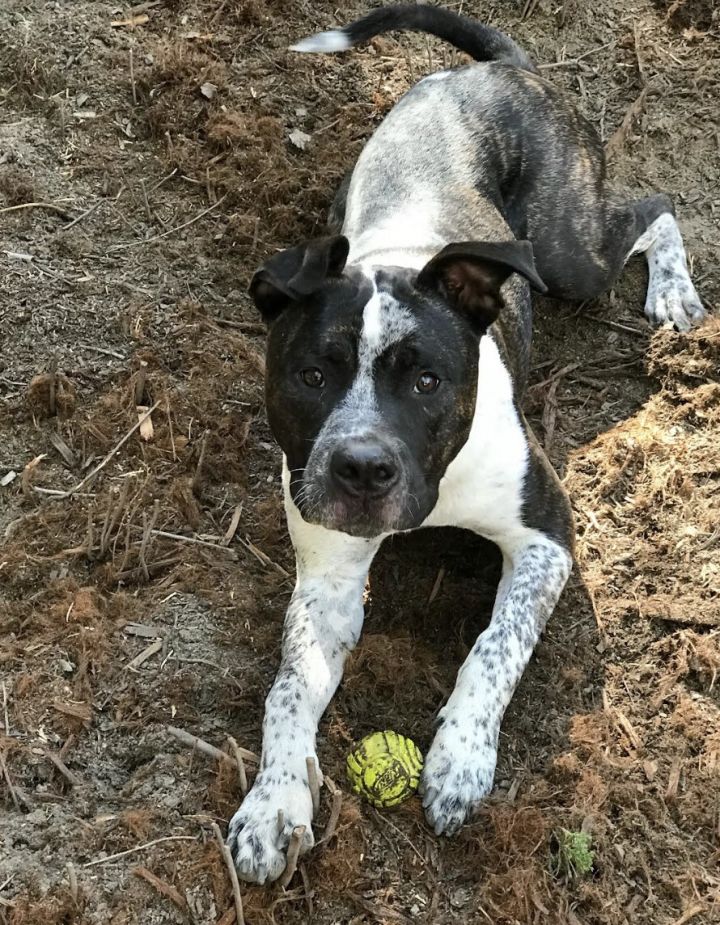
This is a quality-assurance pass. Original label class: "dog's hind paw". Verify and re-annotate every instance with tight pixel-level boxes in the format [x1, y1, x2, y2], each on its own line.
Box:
[420, 722, 496, 836]
[227, 777, 314, 884]
[645, 272, 706, 332]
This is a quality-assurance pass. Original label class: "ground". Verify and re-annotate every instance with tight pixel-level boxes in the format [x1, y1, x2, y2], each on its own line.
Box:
[0, 0, 718, 923]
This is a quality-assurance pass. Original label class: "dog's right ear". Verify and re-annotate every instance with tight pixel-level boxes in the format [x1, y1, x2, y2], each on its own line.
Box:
[249, 235, 350, 323]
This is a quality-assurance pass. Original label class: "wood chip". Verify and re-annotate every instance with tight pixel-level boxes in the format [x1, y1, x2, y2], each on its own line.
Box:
[21, 454, 47, 495]
[126, 637, 163, 670]
[665, 758, 682, 800]
[137, 404, 155, 442]
[65, 862, 78, 902]
[48, 431, 77, 468]
[44, 748, 82, 787]
[289, 129, 311, 150]
[614, 709, 642, 750]
[124, 622, 163, 638]
[111, 13, 150, 27]
[222, 503, 243, 546]
[133, 866, 188, 912]
[52, 700, 91, 726]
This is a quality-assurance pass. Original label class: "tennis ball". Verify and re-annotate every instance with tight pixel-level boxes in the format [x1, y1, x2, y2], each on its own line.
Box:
[346, 731, 423, 808]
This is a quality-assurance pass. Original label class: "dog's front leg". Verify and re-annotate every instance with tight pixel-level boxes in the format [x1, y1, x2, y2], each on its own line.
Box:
[421, 535, 572, 835]
[228, 517, 380, 883]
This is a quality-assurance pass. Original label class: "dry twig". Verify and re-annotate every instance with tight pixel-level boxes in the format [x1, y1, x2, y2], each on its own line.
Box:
[306, 756, 321, 816]
[192, 429, 209, 494]
[279, 826, 306, 889]
[227, 735, 248, 794]
[211, 822, 245, 925]
[0, 752, 20, 810]
[133, 866, 187, 912]
[0, 201, 73, 220]
[44, 748, 82, 787]
[2, 682, 9, 736]
[166, 725, 259, 765]
[318, 776, 343, 846]
[65, 862, 79, 903]
[83, 835, 197, 868]
[109, 194, 228, 251]
[53, 400, 161, 498]
[669, 905, 706, 925]
[605, 89, 648, 161]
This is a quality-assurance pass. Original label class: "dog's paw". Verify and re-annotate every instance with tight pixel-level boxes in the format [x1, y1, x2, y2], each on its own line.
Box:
[420, 721, 497, 836]
[645, 272, 705, 332]
[227, 775, 314, 884]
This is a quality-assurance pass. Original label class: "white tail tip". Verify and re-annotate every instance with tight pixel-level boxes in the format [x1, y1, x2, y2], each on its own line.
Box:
[289, 30, 352, 54]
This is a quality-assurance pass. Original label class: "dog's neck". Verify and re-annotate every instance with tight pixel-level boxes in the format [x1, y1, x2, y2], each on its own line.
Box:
[344, 192, 512, 270]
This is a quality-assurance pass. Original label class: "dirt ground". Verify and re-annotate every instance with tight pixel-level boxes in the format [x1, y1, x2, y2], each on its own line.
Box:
[1, 0, 719, 923]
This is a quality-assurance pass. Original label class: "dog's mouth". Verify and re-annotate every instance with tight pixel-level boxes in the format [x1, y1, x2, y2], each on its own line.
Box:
[291, 477, 426, 538]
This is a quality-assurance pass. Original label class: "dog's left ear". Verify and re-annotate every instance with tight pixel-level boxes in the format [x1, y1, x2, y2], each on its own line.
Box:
[417, 240, 547, 331]
[249, 235, 350, 324]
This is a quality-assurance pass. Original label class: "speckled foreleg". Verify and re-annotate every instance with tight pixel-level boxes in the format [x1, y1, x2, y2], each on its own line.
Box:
[227, 515, 380, 884]
[421, 536, 572, 835]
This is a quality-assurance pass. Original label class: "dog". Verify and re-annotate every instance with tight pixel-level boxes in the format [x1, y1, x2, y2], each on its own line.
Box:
[227, 4, 705, 883]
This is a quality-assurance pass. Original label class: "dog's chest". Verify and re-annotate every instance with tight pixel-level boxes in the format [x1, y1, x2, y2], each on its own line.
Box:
[423, 334, 529, 541]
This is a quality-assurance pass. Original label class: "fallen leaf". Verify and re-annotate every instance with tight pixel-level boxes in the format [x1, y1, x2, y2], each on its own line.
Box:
[289, 128, 312, 150]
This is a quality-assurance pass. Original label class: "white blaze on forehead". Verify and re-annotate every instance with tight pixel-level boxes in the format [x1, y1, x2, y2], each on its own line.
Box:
[360, 285, 384, 349]
[360, 277, 416, 357]
[336, 274, 417, 424]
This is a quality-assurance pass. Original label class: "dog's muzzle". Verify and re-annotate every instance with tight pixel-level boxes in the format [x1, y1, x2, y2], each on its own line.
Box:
[293, 429, 422, 537]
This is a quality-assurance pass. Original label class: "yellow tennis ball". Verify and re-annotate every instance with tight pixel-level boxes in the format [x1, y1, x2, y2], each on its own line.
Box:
[346, 731, 423, 808]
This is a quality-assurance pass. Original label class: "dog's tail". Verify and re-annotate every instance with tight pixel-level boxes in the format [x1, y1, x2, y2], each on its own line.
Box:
[290, 4, 535, 72]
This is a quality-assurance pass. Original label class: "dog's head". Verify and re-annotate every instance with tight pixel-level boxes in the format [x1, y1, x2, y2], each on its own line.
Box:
[250, 234, 545, 538]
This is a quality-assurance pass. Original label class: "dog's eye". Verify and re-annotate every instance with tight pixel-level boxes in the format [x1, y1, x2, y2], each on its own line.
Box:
[300, 367, 325, 389]
[414, 372, 440, 394]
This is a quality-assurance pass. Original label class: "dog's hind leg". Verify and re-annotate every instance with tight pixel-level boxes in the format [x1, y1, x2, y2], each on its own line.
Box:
[623, 196, 705, 331]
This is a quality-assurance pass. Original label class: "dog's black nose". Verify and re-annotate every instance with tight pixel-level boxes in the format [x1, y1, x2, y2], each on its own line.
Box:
[331, 439, 399, 497]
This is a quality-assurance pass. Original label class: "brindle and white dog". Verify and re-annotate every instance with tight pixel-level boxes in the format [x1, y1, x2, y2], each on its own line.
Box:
[227, 5, 705, 883]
